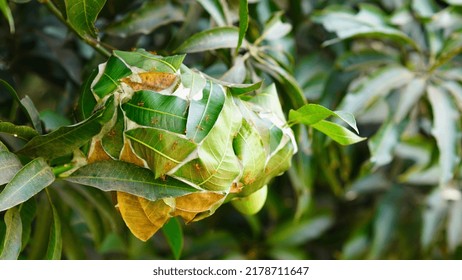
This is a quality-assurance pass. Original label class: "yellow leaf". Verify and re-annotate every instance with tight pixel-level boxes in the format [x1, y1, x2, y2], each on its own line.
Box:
[117, 192, 159, 241]
[87, 139, 111, 163]
[172, 192, 225, 223]
[119, 139, 145, 167]
[139, 197, 172, 229]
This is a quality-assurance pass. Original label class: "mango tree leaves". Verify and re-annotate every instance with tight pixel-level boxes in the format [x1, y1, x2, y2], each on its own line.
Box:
[268, 214, 333, 247]
[77, 69, 98, 121]
[101, 107, 125, 159]
[174, 93, 242, 191]
[64, 0, 106, 38]
[313, 4, 419, 50]
[197, 0, 229, 26]
[186, 81, 226, 143]
[422, 188, 448, 249]
[174, 27, 239, 53]
[394, 77, 427, 122]
[126, 127, 197, 179]
[45, 193, 62, 260]
[427, 85, 461, 186]
[369, 119, 407, 168]
[233, 119, 266, 195]
[1, 79, 42, 134]
[0, 158, 55, 212]
[180, 65, 207, 98]
[114, 50, 184, 73]
[237, 0, 248, 51]
[123, 90, 188, 134]
[92, 56, 132, 98]
[0, 151, 22, 185]
[339, 66, 414, 114]
[117, 193, 172, 241]
[258, 11, 292, 42]
[106, 1, 184, 38]
[161, 217, 183, 260]
[18, 96, 115, 160]
[0, 207, 22, 260]
[65, 160, 198, 201]
[0, 121, 39, 141]
[447, 195, 462, 252]
[0, 0, 14, 33]
[311, 120, 366, 145]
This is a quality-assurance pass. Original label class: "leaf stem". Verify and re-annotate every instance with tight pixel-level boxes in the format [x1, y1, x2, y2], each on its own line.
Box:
[52, 163, 74, 177]
[40, 0, 111, 58]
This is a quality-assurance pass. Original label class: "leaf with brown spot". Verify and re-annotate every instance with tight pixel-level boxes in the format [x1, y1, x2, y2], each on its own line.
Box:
[121, 72, 177, 92]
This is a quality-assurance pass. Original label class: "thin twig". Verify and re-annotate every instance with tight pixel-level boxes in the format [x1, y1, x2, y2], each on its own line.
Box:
[40, 0, 111, 58]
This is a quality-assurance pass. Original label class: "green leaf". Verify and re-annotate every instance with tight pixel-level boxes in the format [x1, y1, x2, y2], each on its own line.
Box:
[186, 81, 226, 143]
[394, 78, 426, 122]
[313, 4, 418, 50]
[220, 56, 247, 84]
[19, 199, 36, 252]
[65, 160, 198, 201]
[443, 81, 462, 111]
[197, 0, 228, 26]
[233, 119, 266, 194]
[0, 140, 7, 151]
[180, 65, 207, 98]
[161, 217, 183, 260]
[123, 90, 188, 134]
[337, 51, 399, 71]
[339, 66, 414, 114]
[0, 0, 14, 33]
[427, 85, 461, 186]
[289, 104, 335, 126]
[422, 189, 448, 249]
[427, 85, 460, 185]
[259, 11, 292, 42]
[369, 119, 407, 168]
[0, 158, 55, 212]
[101, 107, 124, 159]
[77, 69, 98, 121]
[0, 151, 22, 185]
[40, 110, 71, 132]
[45, 192, 62, 260]
[246, 83, 285, 121]
[18, 96, 115, 160]
[311, 120, 366, 146]
[268, 215, 333, 247]
[0, 121, 39, 141]
[0, 80, 42, 134]
[412, 0, 438, 19]
[369, 186, 403, 258]
[174, 93, 242, 191]
[92, 55, 132, 98]
[126, 127, 197, 179]
[289, 104, 360, 134]
[175, 27, 239, 53]
[114, 50, 184, 73]
[106, 1, 184, 38]
[0, 207, 22, 260]
[253, 58, 306, 109]
[237, 0, 248, 51]
[444, 0, 462, 4]
[447, 194, 462, 252]
[64, 0, 106, 38]
[265, 140, 295, 180]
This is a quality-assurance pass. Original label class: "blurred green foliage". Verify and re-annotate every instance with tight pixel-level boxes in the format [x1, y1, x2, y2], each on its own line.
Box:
[1, 0, 462, 260]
